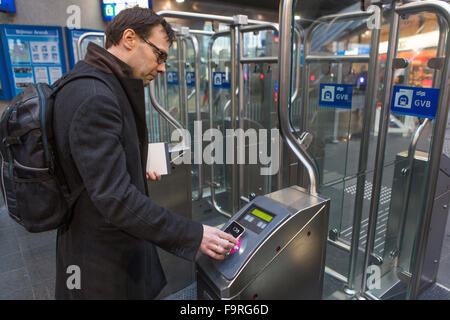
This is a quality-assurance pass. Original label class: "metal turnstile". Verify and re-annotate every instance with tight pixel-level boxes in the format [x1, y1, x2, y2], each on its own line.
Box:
[196, 186, 329, 299]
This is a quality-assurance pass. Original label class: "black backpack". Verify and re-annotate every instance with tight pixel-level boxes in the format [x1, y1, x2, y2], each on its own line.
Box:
[0, 74, 107, 232]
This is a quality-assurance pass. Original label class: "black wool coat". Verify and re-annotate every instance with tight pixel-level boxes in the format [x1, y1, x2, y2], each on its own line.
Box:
[52, 54, 203, 299]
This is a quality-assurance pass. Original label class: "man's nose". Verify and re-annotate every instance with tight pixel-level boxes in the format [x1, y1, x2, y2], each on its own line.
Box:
[157, 63, 166, 73]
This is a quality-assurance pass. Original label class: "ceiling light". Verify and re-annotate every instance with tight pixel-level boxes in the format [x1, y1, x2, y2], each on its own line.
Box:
[295, 15, 301, 20]
[176, 0, 185, 3]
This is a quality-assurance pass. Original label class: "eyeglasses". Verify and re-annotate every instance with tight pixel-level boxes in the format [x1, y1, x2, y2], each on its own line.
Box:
[141, 38, 168, 65]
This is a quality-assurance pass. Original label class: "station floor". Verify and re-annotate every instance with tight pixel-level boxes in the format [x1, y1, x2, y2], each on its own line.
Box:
[0, 119, 449, 300]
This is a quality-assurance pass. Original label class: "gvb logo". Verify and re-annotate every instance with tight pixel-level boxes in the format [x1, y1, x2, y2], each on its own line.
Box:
[321, 85, 335, 102]
[66, 265, 81, 290]
[394, 89, 414, 109]
[213, 73, 223, 87]
[366, 265, 381, 290]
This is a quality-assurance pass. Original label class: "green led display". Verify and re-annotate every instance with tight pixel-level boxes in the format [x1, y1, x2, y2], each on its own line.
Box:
[251, 208, 273, 222]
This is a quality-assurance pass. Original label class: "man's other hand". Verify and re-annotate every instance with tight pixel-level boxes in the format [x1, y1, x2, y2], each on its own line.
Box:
[146, 171, 161, 181]
[199, 225, 239, 260]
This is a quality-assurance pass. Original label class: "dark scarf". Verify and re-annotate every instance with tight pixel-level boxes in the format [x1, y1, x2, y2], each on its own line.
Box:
[84, 42, 134, 79]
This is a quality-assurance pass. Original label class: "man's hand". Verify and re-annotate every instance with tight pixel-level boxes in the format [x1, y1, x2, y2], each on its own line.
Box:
[146, 171, 161, 181]
[199, 225, 239, 260]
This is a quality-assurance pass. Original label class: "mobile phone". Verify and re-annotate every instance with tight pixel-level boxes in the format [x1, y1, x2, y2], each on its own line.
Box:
[224, 221, 245, 239]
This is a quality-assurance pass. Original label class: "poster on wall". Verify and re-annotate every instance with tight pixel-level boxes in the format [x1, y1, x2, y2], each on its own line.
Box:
[0, 24, 67, 100]
[102, 0, 153, 21]
[65, 27, 104, 69]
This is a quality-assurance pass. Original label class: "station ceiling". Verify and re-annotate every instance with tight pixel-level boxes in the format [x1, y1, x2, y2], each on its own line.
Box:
[195, 0, 360, 19]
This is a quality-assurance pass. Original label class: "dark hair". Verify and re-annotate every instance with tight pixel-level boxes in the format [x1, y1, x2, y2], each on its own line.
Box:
[105, 7, 175, 49]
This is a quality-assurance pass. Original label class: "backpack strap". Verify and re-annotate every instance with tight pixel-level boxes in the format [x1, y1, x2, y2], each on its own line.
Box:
[49, 73, 112, 208]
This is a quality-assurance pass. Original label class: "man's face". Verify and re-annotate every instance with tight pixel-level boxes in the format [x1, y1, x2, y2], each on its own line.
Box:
[127, 24, 169, 86]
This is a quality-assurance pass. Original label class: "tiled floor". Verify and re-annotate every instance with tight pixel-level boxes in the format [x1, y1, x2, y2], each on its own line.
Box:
[0, 204, 56, 300]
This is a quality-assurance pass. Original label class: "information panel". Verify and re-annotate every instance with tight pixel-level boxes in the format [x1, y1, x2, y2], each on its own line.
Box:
[0, 24, 67, 99]
[65, 27, 104, 69]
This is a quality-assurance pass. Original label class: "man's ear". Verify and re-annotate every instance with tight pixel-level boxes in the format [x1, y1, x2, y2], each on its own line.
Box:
[121, 29, 138, 51]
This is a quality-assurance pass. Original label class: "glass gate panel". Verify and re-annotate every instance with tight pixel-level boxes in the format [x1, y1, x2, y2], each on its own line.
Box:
[209, 35, 233, 214]
[362, 7, 445, 300]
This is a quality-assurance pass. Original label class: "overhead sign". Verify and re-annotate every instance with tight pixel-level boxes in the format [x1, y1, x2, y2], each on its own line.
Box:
[391, 86, 440, 119]
[212, 72, 231, 89]
[319, 83, 353, 109]
[102, 0, 152, 21]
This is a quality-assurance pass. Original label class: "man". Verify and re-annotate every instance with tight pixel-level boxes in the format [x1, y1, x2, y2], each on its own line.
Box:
[53, 7, 237, 299]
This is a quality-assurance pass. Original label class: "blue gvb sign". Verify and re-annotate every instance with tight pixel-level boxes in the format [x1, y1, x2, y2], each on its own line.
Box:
[391, 86, 440, 119]
[319, 83, 353, 109]
[212, 72, 231, 89]
[186, 72, 195, 87]
[166, 71, 178, 85]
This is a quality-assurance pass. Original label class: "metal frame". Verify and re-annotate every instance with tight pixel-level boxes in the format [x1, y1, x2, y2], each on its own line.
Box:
[359, 0, 450, 300]
[76, 32, 106, 62]
[291, 6, 382, 292]
[278, 0, 319, 195]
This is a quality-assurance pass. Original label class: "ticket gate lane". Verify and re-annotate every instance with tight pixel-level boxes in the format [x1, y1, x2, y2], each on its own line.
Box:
[362, 0, 450, 300]
[294, 6, 382, 292]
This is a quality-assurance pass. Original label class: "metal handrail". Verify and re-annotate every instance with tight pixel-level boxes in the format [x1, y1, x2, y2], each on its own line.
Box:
[278, 0, 319, 195]
[157, 10, 278, 29]
[76, 32, 106, 62]
[396, 0, 450, 300]
[395, 119, 431, 257]
[182, 33, 203, 200]
[207, 30, 234, 218]
[149, 81, 185, 131]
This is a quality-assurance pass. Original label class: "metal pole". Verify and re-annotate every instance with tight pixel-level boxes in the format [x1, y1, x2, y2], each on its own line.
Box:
[157, 10, 278, 29]
[403, 0, 450, 300]
[278, 0, 319, 195]
[230, 25, 240, 214]
[77, 32, 106, 62]
[177, 37, 188, 129]
[360, 1, 401, 296]
[238, 27, 245, 207]
[184, 33, 203, 200]
[149, 81, 185, 132]
[208, 31, 233, 218]
[345, 9, 382, 295]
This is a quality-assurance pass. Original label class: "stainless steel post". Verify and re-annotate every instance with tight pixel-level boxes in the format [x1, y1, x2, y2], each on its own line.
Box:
[400, 0, 450, 300]
[184, 33, 203, 200]
[230, 25, 239, 214]
[238, 27, 245, 207]
[208, 31, 233, 218]
[345, 8, 382, 295]
[278, 0, 319, 195]
[360, 2, 401, 296]
[76, 32, 106, 62]
[177, 37, 188, 129]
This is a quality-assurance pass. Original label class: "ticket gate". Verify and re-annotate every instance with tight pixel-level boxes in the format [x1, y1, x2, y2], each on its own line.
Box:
[196, 186, 330, 300]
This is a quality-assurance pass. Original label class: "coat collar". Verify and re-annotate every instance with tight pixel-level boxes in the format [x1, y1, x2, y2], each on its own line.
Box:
[84, 43, 148, 142]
